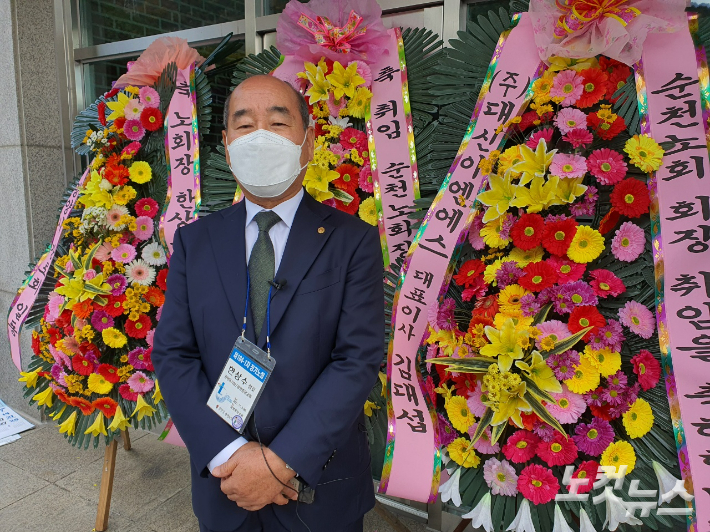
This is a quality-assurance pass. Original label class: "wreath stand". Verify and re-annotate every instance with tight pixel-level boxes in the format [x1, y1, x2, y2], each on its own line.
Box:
[95, 429, 131, 532]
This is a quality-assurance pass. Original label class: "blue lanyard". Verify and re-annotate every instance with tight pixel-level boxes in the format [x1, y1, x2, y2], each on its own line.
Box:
[241, 273, 273, 358]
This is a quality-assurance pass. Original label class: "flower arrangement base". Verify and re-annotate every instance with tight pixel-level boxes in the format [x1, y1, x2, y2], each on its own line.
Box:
[95, 429, 131, 532]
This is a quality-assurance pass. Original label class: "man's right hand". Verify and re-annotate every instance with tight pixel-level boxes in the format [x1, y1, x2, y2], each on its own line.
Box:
[211, 441, 260, 478]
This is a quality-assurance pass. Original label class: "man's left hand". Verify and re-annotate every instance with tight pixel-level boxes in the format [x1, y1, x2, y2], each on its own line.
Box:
[213, 444, 297, 511]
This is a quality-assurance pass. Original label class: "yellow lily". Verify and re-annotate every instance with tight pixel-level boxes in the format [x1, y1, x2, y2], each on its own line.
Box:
[326, 61, 365, 100]
[85, 412, 108, 437]
[59, 411, 78, 436]
[152, 380, 163, 404]
[510, 138, 556, 186]
[516, 351, 563, 395]
[106, 91, 130, 121]
[479, 318, 529, 372]
[555, 177, 587, 205]
[78, 171, 113, 209]
[132, 394, 156, 421]
[108, 405, 131, 432]
[303, 164, 338, 202]
[364, 400, 380, 417]
[32, 387, 54, 408]
[19, 370, 39, 388]
[477, 173, 516, 223]
[51, 405, 67, 420]
[489, 383, 531, 427]
[298, 61, 330, 104]
[510, 175, 560, 213]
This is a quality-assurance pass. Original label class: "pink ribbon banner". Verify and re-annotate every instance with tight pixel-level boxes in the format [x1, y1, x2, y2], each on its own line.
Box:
[6, 168, 91, 370]
[366, 27, 420, 270]
[641, 23, 710, 529]
[160, 64, 201, 261]
[379, 14, 543, 502]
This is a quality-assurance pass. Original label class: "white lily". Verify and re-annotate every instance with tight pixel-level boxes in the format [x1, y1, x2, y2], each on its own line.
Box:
[328, 115, 352, 129]
[652, 460, 694, 506]
[579, 508, 598, 532]
[438, 467, 462, 507]
[551, 504, 574, 532]
[462, 491, 493, 532]
[506, 498, 536, 532]
[595, 487, 642, 530]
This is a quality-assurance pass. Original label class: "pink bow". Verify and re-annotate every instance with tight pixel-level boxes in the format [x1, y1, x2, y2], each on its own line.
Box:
[297, 10, 367, 54]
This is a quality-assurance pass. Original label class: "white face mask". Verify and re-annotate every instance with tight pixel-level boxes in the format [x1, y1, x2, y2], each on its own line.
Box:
[227, 129, 308, 199]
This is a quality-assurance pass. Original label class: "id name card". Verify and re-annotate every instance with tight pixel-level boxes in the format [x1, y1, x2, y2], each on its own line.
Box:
[207, 336, 275, 433]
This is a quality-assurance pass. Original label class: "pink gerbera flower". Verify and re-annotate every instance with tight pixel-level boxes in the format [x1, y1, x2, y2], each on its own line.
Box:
[121, 141, 142, 158]
[587, 148, 627, 185]
[611, 221, 644, 262]
[123, 98, 144, 120]
[340, 127, 367, 151]
[568, 461, 599, 494]
[536, 320, 570, 344]
[550, 70, 583, 106]
[123, 119, 145, 141]
[359, 163, 374, 193]
[327, 92, 347, 116]
[550, 153, 587, 179]
[94, 241, 115, 262]
[128, 347, 150, 370]
[546, 256, 585, 284]
[133, 216, 154, 241]
[90, 310, 114, 332]
[536, 432, 578, 466]
[546, 384, 587, 424]
[119, 383, 139, 401]
[554, 108, 587, 134]
[619, 301, 655, 339]
[562, 128, 594, 148]
[518, 464, 560, 504]
[466, 385, 488, 417]
[111, 243, 137, 264]
[483, 457, 519, 496]
[139, 86, 160, 108]
[572, 418, 614, 455]
[588, 269, 626, 298]
[47, 292, 65, 323]
[468, 422, 501, 454]
[502, 430, 540, 463]
[127, 371, 154, 393]
[631, 349, 661, 391]
[526, 128, 554, 149]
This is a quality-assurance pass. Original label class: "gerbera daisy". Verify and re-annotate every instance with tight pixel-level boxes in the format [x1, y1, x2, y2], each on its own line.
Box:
[611, 221, 644, 262]
[437, 413, 457, 447]
[623, 398, 654, 439]
[447, 437, 481, 468]
[584, 346, 621, 378]
[510, 213, 545, 251]
[106, 273, 127, 296]
[97, 363, 120, 384]
[123, 119, 145, 141]
[549, 153, 587, 179]
[502, 430, 540, 463]
[550, 69, 583, 106]
[333, 163, 360, 193]
[576, 68, 609, 108]
[72, 353, 94, 375]
[567, 226, 605, 263]
[573, 418, 614, 456]
[87, 372, 113, 394]
[542, 218, 578, 256]
[358, 163, 373, 193]
[454, 259, 486, 287]
[562, 128, 594, 148]
[145, 286, 165, 307]
[546, 256, 585, 284]
[90, 310, 114, 332]
[564, 356, 601, 394]
[588, 112, 626, 140]
[466, 385, 488, 417]
[554, 108, 587, 134]
[517, 464, 559, 504]
[127, 371, 154, 393]
[119, 383, 139, 401]
[568, 305, 606, 338]
[568, 461, 599, 494]
[106, 205, 129, 230]
[525, 128, 554, 149]
[69, 396, 95, 415]
[339, 127, 367, 151]
[123, 98, 143, 120]
[139, 86, 160, 108]
[498, 284, 530, 312]
[518, 261, 558, 292]
[473, 294, 499, 320]
[483, 457, 518, 496]
[619, 301, 655, 339]
[133, 216, 154, 241]
[588, 269, 626, 298]
[135, 197, 159, 218]
[445, 395, 476, 433]
[125, 259, 156, 286]
[610, 178, 650, 218]
[600, 440, 636, 474]
[129, 160, 152, 184]
[631, 349, 661, 390]
[156, 268, 168, 290]
[624, 134, 664, 173]
[587, 148, 627, 185]
[98, 294, 126, 318]
[140, 107, 163, 132]
[102, 327, 127, 348]
[142, 242, 167, 266]
[125, 314, 151, 339]
[508, 246, 544, 267]
[128, 347, 150, 370]
[93, 397, 118, 418]
[547, 384, 587, 424]
[468, 422, 500, 454]
[537, 432, 578, 466]
[536, 320, 570, 343]
[434, 298, 457, 331]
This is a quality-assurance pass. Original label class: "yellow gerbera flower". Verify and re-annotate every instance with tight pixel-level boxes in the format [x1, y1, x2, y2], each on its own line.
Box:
[87, 373, 113, 395]
[326, 61, 365, 100]
[601, 440, 636, 474]
[347, 86, 372, 119]
[583, 346, 621, 378]
[129, 161, 152, 184]
[445, 396, 476, 433]
[59, 411, 78, 436]
[623, 398, 654, 438]
[303, 164, 338, 202]
[531, 72, 555, 104]
[567, 226, 604, 263]
[498, 284, 529, 310]
[447, 437, 481, 468]
[498, 145, 526, 174]
[564, 356, 600, 394]
[508, 246, 544, 267]
[358, 197, 378, 226]
[480, 217, 512, 248]
[102, 327, 127, 349]
[85, 412, 108, 437]
[624, 134, 664, 173]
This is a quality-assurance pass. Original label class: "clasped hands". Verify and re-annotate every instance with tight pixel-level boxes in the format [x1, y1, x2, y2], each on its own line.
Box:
[212, 442, 298, 511]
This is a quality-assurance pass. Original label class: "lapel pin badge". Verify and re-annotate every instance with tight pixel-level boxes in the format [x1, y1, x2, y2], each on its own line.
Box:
[318, 227, 325, 234]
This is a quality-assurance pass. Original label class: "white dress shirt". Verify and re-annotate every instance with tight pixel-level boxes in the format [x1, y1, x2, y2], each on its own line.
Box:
[207, 188, 304, 474]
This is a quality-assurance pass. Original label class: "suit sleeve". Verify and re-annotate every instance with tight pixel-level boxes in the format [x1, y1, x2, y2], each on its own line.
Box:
[268, 226, 384, 486]
[152, 228, 244, 477]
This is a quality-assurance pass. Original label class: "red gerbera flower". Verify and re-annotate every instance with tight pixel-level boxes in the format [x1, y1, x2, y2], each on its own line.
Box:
[140, 107, 163, 131]
[518, 464, 560, 505]
[516, 111, 539, 132]
[72, 354, 94, 376]
[588, 112, 626, 140]
[47, 326, 63, 346]
[92, 397, 118, 418]
[502, 430, 540, 463]
[519, 261, 558, 292]
[339, 127, 367, 151]
[97, 363, 120, 384]
[69, 396, 95, 415]
[631, 349, 661, 391]
[510, 213, 545, 251]
[114, 116, 126, 132]
[333, 164, 360, 193]
[145, 286, 165, 307]
[135, 198, 159, 218]
[519, 411, 543, 431]
[454, 259, 486, 287]
[588, 269, 626, 298]
[453, 374, 477, 398]
[473, 294, 499, 319]
[467, 315, 493, 336]
[125, 314, 152, 339]
[54, 387, 69, 404]
[99, 294, 126, 318]
[577, 68, 609, 108]
[589, 403, 614, 421]
[546, 256, 585, 284]
[334, 193, 360, 215]
[143, 347, 155, 371]
[97, 101, 107, 126]
[598, 207, 621, 235]
[542, 218, 578, 256]
[569, 461, 599, 494]
[119, 383, 139, 401]
[537, 432, 578, 466]
[610, 178, 650, 218]
[156, 269, 168, 291]
[568, 306, 606, 341]
[32, 331, 42, 355]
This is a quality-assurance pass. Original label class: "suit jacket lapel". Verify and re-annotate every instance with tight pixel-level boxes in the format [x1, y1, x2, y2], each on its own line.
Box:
[256, 193, 334, 347]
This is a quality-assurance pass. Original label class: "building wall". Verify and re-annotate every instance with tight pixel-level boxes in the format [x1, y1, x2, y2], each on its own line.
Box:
[0, 0, 68, 418]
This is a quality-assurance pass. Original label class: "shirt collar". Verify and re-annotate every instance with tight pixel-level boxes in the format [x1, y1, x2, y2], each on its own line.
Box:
[244, 187, 304, 229]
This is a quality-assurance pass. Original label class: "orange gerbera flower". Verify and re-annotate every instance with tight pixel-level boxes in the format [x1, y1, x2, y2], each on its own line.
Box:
[93, 397, 118, 417]
[72, 299, 94, 319]
[145, 287, 165, 307]
[69, 396, 95, 415]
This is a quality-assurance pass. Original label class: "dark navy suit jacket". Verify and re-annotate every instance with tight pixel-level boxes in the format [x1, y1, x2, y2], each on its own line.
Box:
[153, 191, 384, 531]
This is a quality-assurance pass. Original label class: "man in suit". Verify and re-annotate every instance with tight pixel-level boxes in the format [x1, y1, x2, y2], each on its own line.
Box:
[153, 74, 384, 532]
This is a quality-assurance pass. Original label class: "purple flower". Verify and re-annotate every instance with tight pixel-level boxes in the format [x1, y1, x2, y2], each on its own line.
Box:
[584, 387, 605, 406]
[106, 274, 127, 296]
[606, 370, 628, 390]
[547, 349, 580, 380]
[520, 293, 540, 317]
[609, 402, 632, 419]
[437, 413, 457, 447]
[547, 286, 573, 314]
[601, 386, 625, 406]
[588, 319, 624, 352]
[533, 420, 555, 442]
[499, 213, 516, 241]
[573, 418, 614, 456]
[436, 298, 457, 331]
[570, 185, 598, 217]
[496, 262, 524, 289]
[545, 214, 569, 223]
[128, 347, 150, 370]
[564, 281, 598, 307]
[91, 310, 114, 332]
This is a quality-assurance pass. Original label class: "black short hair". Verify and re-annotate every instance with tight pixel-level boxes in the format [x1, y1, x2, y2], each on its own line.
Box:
[222, 78, 309, 131]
